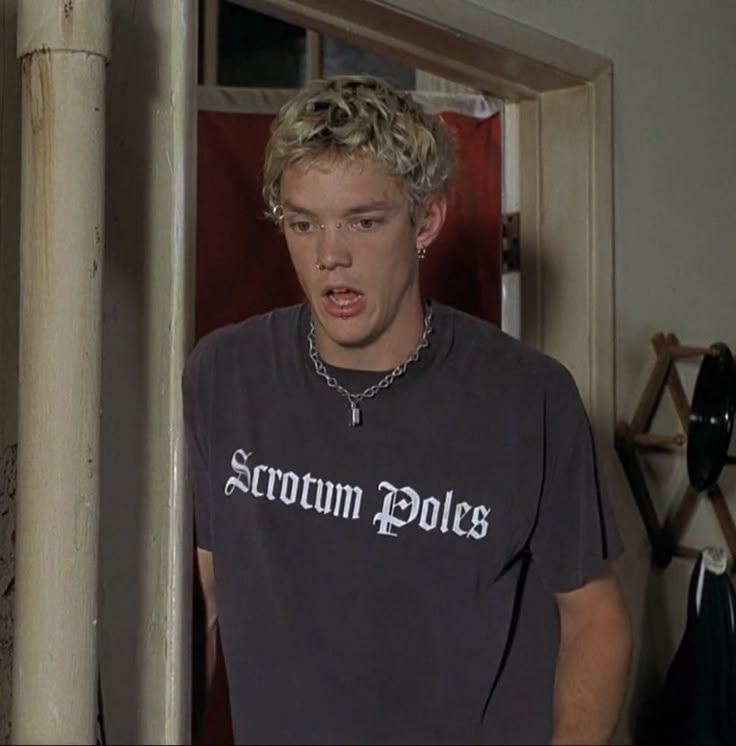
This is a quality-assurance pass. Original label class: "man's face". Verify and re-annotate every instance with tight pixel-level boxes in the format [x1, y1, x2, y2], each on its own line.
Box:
[279, 157, 445, 370]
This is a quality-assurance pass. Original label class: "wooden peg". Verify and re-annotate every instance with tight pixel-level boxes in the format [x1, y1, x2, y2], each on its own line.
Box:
[631, 432, 686, 448]
[669, 344, 712, 359]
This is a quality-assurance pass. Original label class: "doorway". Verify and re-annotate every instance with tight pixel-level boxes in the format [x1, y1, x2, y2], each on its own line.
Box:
[91, 2, 615, 741]
[189, 2, 613, 744]
[193, 6, 504, 741]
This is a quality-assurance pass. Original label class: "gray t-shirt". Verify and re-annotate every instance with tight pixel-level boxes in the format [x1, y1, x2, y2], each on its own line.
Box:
[183, 301, 623, 745]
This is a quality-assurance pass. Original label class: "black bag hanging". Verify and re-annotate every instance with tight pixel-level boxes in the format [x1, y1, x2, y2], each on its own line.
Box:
[644, 547, 736, 745]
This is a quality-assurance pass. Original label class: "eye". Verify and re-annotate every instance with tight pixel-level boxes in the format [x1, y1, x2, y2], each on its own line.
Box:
[352, 217, 381, 231]
[289, 220, 313, 234]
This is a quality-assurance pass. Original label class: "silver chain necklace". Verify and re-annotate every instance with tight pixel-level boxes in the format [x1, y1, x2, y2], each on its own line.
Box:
[307, 303, 433, 427]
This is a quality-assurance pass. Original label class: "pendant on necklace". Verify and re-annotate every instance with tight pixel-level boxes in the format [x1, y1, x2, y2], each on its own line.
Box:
[350, 401, 362, 427]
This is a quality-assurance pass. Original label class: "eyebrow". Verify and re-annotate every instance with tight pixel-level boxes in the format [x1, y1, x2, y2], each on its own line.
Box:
[281, 201, 317, 217]
[343, 201, 396, 215]
[281, 199, 397, 216]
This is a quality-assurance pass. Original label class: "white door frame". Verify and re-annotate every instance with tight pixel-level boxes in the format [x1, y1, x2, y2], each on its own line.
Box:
[165, 0, 614, 739]
[223, 0, 615, 439]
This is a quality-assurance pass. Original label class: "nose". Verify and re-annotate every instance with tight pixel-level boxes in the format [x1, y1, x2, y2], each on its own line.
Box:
[315, 224, 351, 270]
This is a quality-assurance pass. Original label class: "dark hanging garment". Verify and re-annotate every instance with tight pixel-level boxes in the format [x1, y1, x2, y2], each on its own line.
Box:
[644, 548, 736, 745]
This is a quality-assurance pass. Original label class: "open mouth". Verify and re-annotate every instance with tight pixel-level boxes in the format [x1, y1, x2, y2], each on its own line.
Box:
[327, 288, 363, 306]
[323, 288, 364, 317]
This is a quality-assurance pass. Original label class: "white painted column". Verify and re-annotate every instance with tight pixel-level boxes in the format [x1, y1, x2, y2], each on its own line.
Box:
[98, 1, 196, 741]
[12, 1, 110, 743]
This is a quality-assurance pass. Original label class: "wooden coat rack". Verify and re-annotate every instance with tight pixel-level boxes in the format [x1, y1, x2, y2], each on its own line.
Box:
[615, 333, 736, 568]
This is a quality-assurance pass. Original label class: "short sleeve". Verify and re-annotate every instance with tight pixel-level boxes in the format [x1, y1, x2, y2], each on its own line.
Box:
[530, 366, 623, 593]
[182, 341, 214, 551]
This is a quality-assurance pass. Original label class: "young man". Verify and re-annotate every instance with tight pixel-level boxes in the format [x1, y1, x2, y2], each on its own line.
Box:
[184, 75, 631, 744]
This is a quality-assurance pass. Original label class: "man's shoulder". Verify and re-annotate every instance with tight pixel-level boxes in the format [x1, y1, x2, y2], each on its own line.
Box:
[441, 303, 576, 394]
[183, 304, 303, 380]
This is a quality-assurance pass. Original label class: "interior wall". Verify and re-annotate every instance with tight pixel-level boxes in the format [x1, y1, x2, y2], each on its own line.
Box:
[0, 2, 20, 743]
[471, 1, 736, 743]
[1, 2, 194, 740]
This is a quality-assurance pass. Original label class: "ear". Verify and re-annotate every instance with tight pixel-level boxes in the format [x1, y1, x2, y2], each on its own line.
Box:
[415, 195, 447, 249]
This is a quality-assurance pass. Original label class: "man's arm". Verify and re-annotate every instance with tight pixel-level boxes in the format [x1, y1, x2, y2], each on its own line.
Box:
[196, 548, 219, 694]
[551, 562, 631, 745]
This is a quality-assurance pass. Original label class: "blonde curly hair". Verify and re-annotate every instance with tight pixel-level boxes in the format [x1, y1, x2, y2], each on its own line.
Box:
[262, 75, 456, 223]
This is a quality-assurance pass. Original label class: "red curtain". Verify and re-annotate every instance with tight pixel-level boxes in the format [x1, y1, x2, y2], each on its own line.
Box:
[195, 112, 304, 340]
[421, 110, 502, 326]
[193, 104, 501, 745]
[195, 107, 501, 342]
